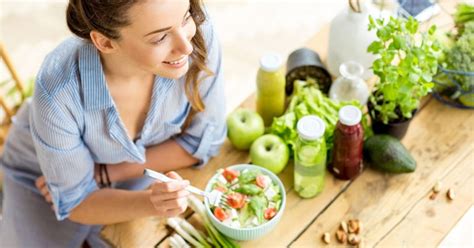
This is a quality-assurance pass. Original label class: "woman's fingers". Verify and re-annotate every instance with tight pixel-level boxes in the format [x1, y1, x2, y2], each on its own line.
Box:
[158, 197, 189, 217]
[166, 171, 183, 180]
[35, 176, 54, 204]
[151, 178, 189, 193]
[149, 171, 190, 217]
[39, 185, 49, 196]
[150, 189, 189, 201]
[45, 192, 53, 203]
[35, 176, 45, 189]
[164, 207, 186, 217]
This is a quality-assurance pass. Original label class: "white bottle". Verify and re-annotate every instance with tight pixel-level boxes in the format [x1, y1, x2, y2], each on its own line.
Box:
[327, 1, 379, 80]
[329, 61, 369, 105]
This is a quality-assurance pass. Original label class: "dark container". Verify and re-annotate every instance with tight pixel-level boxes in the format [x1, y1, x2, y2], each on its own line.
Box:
[286, 48, 332, 95]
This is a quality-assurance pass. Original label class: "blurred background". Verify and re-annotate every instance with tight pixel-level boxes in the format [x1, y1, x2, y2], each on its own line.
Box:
[0, 0, 472, 246]
[0, 0, 349, 113]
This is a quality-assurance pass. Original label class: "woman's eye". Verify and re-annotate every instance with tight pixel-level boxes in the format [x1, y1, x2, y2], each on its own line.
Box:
[152, 34, 167, 44]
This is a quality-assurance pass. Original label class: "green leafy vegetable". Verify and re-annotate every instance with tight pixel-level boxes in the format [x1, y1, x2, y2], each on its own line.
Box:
[454, 3, 474, 35]
[269, 79, 372, 157]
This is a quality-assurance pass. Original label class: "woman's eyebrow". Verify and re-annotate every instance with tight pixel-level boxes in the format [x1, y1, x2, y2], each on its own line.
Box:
[143, 7, 190, 37]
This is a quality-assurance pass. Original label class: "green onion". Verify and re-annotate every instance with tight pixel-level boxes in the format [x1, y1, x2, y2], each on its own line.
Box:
[170, 217, 211, 247]
[167, 218, 204, 248]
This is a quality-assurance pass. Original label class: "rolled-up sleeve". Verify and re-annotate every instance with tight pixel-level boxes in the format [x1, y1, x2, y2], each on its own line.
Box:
[174, 20, 227, 167]
[29, 80, 97, 221]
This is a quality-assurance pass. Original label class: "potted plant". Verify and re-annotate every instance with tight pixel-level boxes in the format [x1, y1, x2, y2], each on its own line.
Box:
[367, 16, 440, 139]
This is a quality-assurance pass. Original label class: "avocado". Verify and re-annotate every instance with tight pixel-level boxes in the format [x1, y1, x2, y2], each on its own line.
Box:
[364, 135, 416, 173]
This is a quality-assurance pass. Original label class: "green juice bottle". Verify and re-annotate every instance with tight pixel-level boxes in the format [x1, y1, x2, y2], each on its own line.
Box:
[294, 115, 327, 198]
[256, 53, 286, 127]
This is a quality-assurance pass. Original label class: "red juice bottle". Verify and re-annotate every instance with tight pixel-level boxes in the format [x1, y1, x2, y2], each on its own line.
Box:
[331, 105, 364, 180]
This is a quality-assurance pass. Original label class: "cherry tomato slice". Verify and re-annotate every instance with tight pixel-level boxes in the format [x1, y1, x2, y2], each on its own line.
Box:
[227, 193, 246, 209]
[256, 175, 268, 189]
[214, 207, 229, 221]
[222, 169, 239, 183]
[264, 207, 277, 220]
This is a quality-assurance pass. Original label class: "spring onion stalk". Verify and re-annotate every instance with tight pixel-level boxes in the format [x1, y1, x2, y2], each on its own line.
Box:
[172, 233, 190, 248]
[170, 217, 211, 248]
[188, 195, 240, 248]
[167, 218, 204, 248]
[169, 235, 180, 248]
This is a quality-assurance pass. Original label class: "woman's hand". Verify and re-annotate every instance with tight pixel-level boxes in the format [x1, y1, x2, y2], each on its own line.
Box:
[149, 171, 190, 217]
[35, 176, 54, 210]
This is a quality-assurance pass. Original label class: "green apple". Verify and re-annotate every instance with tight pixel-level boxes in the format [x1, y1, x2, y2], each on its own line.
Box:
[250, 134, 289, 174]
[226, 108, 265, 150]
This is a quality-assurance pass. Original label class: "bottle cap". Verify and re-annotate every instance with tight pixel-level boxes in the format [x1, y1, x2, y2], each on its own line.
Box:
[297, 115, 326, 140]
[339, 105, 362, 126]
[260, 53, 283, 72]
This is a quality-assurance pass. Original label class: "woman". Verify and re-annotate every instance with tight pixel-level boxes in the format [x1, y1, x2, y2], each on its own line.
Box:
[0, 0, 226, 246]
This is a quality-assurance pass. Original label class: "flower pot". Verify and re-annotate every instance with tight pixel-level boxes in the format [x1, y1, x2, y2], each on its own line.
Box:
[368, 102, 416, 140]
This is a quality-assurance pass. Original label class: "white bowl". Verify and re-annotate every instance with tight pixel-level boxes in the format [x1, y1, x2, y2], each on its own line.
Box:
[204, 164, 286, 241]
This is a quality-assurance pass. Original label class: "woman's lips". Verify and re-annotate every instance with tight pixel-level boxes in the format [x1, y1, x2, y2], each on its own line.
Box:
[163, 56, 188, 68]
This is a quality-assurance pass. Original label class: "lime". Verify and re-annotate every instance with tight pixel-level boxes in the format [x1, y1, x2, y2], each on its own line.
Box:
[294, 173, 324, 198]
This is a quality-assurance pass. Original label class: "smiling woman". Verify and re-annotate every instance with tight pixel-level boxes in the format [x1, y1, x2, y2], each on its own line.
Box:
[0, 0, 226, 247]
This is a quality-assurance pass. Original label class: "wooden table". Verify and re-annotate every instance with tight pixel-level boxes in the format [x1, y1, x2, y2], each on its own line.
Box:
[102, 1, 473, 247]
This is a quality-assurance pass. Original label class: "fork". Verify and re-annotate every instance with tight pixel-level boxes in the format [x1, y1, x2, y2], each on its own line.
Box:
[143, 169, 229, 207]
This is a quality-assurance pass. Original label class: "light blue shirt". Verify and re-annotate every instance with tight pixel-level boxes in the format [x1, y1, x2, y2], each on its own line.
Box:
[0, 20, 226, 221]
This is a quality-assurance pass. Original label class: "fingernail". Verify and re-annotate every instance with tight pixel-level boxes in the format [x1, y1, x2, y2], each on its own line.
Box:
[184, 180, 190, 186]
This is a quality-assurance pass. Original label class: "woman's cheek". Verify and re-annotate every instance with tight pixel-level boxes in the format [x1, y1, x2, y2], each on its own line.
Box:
[187, 20, 197, 40]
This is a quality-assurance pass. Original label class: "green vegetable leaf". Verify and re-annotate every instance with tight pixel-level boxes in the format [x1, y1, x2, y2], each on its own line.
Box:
[249, 196, 267, 224]
[238, 170, 258, 184]
[239, 204, 253, 226]
[235, 184, 262, 195]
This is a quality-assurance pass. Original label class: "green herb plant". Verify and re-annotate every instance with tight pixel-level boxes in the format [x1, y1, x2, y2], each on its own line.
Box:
[367, 16, 440, 124]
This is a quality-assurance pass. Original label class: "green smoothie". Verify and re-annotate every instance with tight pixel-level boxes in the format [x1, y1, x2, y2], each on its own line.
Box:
[256, 53, 286, 127]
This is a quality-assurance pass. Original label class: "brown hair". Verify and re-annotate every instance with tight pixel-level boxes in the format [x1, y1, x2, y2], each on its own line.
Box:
[66, 0, 213, 130]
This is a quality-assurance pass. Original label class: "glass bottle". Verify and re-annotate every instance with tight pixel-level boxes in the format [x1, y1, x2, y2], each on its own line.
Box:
[330, 105, 364, 180]
[329, 61, 369, 105]
[256, 53, 286, 127]
[294, 115, 327, 198]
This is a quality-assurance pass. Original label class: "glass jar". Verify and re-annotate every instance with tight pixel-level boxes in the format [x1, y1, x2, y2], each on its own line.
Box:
[329, 61, 369, 105]
[256, 53, 286, 127]
[330, 105, 364, 180]
[294, 115, 327, 198]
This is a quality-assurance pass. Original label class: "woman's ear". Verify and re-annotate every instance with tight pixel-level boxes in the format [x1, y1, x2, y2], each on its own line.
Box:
[90, 31, 118, 54]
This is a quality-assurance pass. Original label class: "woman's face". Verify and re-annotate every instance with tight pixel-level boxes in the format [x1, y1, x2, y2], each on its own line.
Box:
[116, 0, 196, 79]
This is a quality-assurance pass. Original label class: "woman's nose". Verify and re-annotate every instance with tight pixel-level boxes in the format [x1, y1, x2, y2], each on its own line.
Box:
[173, 29, 193, 56]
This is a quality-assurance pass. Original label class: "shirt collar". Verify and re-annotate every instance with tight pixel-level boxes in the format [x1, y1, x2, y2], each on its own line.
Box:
[78, 41, 114, 111]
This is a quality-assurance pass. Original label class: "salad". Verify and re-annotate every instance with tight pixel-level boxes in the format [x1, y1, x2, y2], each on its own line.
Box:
[207, 168, 283, 229]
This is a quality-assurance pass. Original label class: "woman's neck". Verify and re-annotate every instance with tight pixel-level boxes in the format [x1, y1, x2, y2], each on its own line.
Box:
[100, 52, 154, 85]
